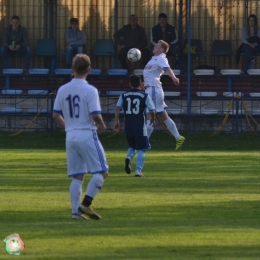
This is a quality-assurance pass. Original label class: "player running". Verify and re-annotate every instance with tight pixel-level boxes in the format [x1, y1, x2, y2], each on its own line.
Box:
[114, 74, 155, 177]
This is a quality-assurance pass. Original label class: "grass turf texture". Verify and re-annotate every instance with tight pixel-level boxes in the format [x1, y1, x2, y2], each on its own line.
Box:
[0, 131, 260, 259]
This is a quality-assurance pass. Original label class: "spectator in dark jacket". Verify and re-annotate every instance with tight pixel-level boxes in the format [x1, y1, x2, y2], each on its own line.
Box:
[65, 18, 86, 68]
[113, 14, 150, 70]
[0, 15, 31, 72]
[151, 13, 179, 69]
[241, 14, 260, 71]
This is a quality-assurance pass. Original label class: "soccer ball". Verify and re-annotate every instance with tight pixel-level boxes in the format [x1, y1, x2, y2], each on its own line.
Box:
[4, 234, 25, 256]
[127, 48, 141, 63]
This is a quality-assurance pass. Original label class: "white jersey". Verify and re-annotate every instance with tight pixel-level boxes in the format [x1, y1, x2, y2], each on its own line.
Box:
[53, 78, 101, 132]
[143, 53, 170, 89]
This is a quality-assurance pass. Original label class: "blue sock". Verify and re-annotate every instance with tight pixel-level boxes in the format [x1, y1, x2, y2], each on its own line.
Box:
[127, 147, 136, 160]
[136, 150, 145, 172]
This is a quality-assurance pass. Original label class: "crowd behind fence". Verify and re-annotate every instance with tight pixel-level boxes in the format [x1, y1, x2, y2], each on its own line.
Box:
[0, 1, 259, 71]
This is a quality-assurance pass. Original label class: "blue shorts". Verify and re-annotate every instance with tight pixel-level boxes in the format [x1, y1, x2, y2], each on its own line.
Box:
[126, 136, 151, 151]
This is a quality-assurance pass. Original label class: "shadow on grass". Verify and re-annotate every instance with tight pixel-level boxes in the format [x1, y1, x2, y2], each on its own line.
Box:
[1, 199, 259, 232]
[1, 172, 259, 194]
[1, 131, 260, 151]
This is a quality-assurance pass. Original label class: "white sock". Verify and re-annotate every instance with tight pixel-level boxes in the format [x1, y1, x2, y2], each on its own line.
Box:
[69, 179, 83, 215]
[146, 120, 154, 138]
[86, 174, 104, 198]
[163, 117, 180, 140]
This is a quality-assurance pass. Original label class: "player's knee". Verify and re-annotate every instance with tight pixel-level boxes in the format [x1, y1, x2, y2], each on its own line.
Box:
[158, 110, 168, 121]
[73, 175, 84, 181]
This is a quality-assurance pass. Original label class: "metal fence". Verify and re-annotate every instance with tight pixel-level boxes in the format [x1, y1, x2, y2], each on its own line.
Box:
[0, 0, 259, 71]
[1, 84, 260, 135]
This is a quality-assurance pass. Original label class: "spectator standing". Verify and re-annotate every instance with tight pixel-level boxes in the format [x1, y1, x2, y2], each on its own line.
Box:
[241, 14, 260, 72]
[151, 13, 179, 69]
[114, 74, 155, 177]
[53, 54, 108, 220]
[65, 18, 86, 68]
[0, 15, 31, 73]
[113, 14, 150, 71]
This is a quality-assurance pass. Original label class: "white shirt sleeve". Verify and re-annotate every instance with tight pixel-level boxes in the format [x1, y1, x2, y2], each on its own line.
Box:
[158, 54, 170, 69]
[88, 88, 102, 114]
[116, 95, 123, 109]
[53, 90, 62, 113]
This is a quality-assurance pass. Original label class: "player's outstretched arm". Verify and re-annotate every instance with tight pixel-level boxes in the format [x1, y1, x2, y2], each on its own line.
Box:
[164, 67, 179, 86]
[91, 114, 106, 134]
[149, 111, 156, 127]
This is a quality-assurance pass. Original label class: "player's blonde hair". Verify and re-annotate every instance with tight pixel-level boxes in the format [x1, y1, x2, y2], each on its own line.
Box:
[72, 54, 91, 75]
[158, 40, 169, 53]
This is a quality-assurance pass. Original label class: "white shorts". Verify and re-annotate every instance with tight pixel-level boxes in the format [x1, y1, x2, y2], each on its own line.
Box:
[145, 86, 167, 113]
[66, 130, 108, 177]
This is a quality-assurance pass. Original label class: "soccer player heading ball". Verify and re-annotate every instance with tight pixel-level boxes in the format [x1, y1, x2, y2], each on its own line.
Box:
[143, 40, 185, 151]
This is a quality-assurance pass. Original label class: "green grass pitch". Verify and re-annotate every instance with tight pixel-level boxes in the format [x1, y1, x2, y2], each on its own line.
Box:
[0, 131, 260, 259]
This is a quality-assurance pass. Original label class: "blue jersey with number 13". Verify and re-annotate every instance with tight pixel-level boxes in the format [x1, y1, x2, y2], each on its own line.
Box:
[116, 89, 155, 136]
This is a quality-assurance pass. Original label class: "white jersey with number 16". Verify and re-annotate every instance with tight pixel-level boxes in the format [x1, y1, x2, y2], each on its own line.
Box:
[53, 78, 101, 132]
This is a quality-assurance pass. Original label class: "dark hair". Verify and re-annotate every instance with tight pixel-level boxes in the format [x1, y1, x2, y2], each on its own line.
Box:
[129, 74, 141, 88]
[158, 13, 167, 19]
[247, 14, 258, 36]
[129, 14, 138, 19]
[72, 54, 91, 75]
[158, 40, 169, 53]
[11, 15, 20, 21]
[70, 18, 79, 24]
